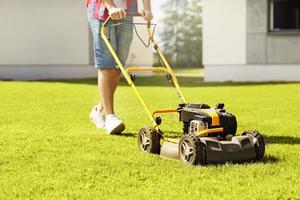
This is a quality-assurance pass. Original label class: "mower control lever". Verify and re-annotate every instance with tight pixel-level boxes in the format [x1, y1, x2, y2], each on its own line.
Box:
[103, 13, 144, 27]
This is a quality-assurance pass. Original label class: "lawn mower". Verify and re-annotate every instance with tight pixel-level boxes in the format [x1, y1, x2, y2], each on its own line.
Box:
[101, 16, 265, 165]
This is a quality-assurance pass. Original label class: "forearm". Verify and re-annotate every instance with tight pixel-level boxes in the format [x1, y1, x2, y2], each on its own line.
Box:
[142, 0, 151, 10]
[102, 0, 116, 10]
[102, 0, 126, 20]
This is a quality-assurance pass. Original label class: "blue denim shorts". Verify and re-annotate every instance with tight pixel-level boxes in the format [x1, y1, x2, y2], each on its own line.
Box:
[87, 11, 133, 69]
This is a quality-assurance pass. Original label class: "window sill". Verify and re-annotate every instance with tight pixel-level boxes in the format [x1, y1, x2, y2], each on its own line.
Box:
[268, 30, 300, 36]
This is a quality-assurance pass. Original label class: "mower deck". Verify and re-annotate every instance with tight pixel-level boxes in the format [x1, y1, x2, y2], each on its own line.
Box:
[160, 135, 259, 164]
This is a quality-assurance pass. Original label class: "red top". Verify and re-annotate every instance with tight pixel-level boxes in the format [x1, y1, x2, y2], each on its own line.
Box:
[87, 0, 138, 20]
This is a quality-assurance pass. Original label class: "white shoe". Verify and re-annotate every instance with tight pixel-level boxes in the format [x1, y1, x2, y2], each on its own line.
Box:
[89, 106, 105, 129]
[105, 115, 125, 135]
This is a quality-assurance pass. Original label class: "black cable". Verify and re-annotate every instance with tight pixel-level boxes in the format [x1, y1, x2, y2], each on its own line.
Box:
[107, 20, 177, 89]
[108, 21, 157, 48]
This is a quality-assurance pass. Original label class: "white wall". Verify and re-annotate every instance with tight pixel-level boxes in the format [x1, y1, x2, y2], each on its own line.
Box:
[127, 17, 153, 67]
[0, 0, 153, 80]
[202, 0, 247, 65]
[0, 0, 152, 67]
[127, 0, 153, 67]
[0, 0, 90, 65]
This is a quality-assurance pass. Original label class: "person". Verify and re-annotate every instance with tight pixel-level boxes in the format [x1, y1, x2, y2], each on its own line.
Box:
[87, 0, 153, 134]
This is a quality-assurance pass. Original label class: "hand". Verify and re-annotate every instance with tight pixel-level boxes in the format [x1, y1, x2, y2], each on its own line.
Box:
[108, 7, 126, 20]
[141, 9, 153, 22]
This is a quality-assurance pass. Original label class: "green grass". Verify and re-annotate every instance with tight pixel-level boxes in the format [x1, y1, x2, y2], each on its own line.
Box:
[0, 74, 300, 199]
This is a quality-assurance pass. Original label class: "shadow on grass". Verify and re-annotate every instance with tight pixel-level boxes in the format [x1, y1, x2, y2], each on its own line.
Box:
[162, 131, 182, 138]
[35, 76, 300, 88]
[206, 155, 279, 166]
[264, 135, 300, 145]
[118, 132, 136, 138]
[260, 155, 279, 164]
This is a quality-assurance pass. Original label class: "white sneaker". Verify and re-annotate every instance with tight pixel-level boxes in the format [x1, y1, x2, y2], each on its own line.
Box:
[105, 115, 125, 135]
[89, 106, 105, 129]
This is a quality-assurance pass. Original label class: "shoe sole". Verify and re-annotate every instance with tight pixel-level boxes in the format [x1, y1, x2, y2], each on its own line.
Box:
[108, 123, 125, 135]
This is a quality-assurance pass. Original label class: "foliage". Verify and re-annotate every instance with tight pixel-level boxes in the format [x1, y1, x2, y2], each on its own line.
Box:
[159, 0, 202, 67]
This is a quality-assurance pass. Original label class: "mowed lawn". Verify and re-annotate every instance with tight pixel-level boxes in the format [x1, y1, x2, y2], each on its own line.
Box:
[0, 72, 300, 199]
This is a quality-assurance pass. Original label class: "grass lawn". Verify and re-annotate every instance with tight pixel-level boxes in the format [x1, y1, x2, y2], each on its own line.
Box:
[0, 72, 300, 199]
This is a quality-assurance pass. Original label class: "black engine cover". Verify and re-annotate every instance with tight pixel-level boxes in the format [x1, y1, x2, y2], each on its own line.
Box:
[178, 103, 237, 138]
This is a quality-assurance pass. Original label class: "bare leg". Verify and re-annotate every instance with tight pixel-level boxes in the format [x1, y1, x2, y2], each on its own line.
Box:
[97, 100, 103, 113]
[98, 69, 121, 115]
[111, 69, 121, 92]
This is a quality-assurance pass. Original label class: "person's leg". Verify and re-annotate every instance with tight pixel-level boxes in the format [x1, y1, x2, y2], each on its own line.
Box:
[100, 17, 133, 115]
[97, 69, 120, 114]
[94, 17, 117, 114]
[95, 23, 126, 134]
[97, 17, 133, 115]
[97, 69, 121, 115]
[116, 16, 134, 63]
[97, 18, 128, 116]
[87, 12, 107, 128]
[87, 12, 122, 129]
[111, 68, 121, 94]
[98, 68, 125, 134]
[90, 16, 133, 133]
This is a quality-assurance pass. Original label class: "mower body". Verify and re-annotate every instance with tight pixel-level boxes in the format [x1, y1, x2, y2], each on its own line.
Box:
[159, 103, 265, 164]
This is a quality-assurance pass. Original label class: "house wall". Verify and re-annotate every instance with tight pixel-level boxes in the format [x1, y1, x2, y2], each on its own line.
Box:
[0, 0, 153, 80]
[202, 0, 247, 65]
[204, 0, 300, 82]
[247, 0, 300, 64]
[0, 0, 90, 65]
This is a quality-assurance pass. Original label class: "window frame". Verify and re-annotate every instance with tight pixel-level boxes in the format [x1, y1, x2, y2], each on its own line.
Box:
[268, 0, 300, 34]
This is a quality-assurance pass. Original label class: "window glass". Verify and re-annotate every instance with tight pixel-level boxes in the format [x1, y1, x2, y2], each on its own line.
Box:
[271, 0, 300, 31]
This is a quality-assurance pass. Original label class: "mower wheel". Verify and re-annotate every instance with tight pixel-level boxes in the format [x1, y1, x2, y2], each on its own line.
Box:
[242, 130, 265, 161]
[130, 74, 136, 82]
[138, 127, 161, 154]
[179, 135, 205, 165]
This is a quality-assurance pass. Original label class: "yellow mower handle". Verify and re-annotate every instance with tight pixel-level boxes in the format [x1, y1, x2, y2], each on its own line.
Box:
[102, 13, 143, 27]
[100, 14, 188, 128]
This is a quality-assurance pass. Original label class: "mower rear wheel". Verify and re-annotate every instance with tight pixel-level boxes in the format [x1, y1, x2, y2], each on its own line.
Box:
[138, 127, 161, 154]
[179, 135, 205, 165]
[242, 130, 265, 161]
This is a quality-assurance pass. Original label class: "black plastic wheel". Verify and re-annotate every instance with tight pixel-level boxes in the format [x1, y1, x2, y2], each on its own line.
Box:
[178, 135, 205, 165]
[242, 130, 265, 161]
[138, 127, 161, 154]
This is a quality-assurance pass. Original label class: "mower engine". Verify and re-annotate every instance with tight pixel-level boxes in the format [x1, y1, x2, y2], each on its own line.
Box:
[189, 120, 208, 135]
[178, 103, 237, 139]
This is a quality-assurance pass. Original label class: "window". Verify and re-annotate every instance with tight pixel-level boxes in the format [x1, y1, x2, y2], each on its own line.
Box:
[269, 0, 300, 32]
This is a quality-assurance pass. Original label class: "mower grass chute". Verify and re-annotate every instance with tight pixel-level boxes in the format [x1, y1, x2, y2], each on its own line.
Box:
[101, 16, 266, 166]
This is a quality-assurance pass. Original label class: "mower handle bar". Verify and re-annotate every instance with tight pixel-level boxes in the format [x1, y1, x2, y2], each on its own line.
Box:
[102, 13, 151, 28]
[102, 14, 155, 48]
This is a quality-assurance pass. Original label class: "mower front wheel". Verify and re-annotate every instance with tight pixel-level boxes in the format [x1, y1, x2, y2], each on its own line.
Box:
[242, 130, 265, 161]
[179, 135, 206, 165]
[138, 127, 161, 154]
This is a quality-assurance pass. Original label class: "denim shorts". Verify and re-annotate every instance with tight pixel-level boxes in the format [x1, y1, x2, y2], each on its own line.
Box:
[87, 9, 133, 69]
